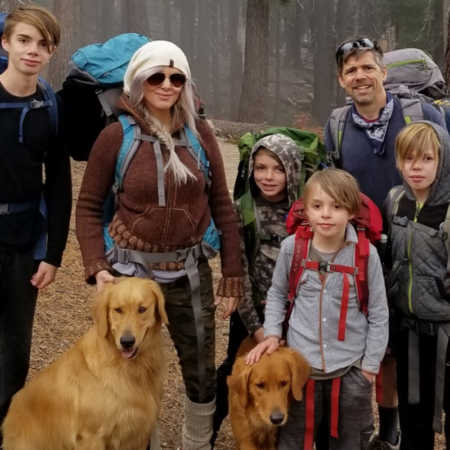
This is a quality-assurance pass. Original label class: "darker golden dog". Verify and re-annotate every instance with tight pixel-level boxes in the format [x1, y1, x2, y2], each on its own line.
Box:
[228, 338, 310, 450]
[2, 277, 168, 450]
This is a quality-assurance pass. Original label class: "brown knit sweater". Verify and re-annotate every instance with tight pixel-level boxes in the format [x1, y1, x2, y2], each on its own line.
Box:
[76, 96, 243, 297]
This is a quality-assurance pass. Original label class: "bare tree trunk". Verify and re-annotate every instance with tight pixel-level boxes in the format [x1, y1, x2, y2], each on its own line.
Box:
[228, 0, 243, 120]
[272, 1, 281, 123]
[311, 0, 336, 124]
[445, 6, 450, 86]
[179, 0, 196, 64]
[125, 0, 149, 35]
[238, 0, 269, 123]
[47, 0, 80, 90]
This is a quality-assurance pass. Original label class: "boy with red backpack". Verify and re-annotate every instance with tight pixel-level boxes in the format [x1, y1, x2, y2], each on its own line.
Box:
[246, 168, 389, 450]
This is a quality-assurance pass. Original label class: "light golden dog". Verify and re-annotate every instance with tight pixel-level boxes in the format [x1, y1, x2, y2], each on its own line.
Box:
[2, 277, 168, 450]
[228, 338, 310, 450]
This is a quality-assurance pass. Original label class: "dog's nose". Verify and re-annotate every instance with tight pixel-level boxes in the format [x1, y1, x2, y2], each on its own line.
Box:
[270, 410, 285, 425]
[120, 335, 136, 349]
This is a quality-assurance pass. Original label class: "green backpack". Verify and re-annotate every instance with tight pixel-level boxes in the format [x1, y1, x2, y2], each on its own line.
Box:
[233, 127, 327, 265]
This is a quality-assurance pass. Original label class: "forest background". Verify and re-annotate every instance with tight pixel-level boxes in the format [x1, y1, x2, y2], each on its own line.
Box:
[1, 0, 449, 127]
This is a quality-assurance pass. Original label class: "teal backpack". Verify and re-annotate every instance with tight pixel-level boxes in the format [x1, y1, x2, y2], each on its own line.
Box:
[103, 115, 221, 257]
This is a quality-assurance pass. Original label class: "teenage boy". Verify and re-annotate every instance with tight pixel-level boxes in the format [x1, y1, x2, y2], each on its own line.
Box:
[324, 37, 446, 450]
[0, 3, 71, 438]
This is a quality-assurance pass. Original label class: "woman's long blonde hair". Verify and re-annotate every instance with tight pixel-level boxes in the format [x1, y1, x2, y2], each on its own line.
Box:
[127, 66, 199, 184]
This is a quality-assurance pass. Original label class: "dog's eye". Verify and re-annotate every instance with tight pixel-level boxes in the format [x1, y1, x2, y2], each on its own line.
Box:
[114, 307, 123, 314]
[138, 306, 147, 313]
[255, 382, 265, 389]
[280, 380, 288, 387]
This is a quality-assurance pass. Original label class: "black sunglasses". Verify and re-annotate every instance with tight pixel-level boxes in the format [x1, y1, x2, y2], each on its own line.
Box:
[146, 72, 186, 88]
[335, 38, 378, 64]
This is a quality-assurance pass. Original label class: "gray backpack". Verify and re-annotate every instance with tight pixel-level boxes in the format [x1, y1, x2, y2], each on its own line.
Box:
[384, 47, 447, 100]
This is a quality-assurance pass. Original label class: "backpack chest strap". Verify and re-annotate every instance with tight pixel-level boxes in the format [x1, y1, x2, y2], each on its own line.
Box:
[303, 260, 357, 275]
[304, 259, 354, 341]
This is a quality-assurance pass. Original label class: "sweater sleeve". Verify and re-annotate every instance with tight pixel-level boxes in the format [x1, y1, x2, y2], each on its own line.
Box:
[263, 236, 293, 338]
[43, 94, 72, 267]
[76, 122, 123, 283]
[197, 120, 244, 280]
[234, 202, 263, 334]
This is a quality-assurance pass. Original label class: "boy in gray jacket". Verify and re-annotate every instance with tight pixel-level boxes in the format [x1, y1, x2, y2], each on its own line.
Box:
[247, 168, 389, 450]
[385, 121, 450, 450]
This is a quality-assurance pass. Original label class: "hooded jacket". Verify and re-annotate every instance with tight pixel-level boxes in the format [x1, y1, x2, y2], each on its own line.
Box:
[236, 134, 303, 334]
[385, 121, 450, 321]
[76, 94, 243, 296]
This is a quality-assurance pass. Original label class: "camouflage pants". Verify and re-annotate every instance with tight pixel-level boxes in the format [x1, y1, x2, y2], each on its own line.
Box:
[160, 260, 216, 403]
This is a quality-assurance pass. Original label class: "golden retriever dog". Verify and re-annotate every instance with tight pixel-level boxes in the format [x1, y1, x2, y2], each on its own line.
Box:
[227, 338, 310, 450]
[2, 277, 168, 450]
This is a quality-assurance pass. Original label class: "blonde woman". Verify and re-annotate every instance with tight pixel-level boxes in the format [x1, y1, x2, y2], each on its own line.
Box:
[76, 40, 243, 449]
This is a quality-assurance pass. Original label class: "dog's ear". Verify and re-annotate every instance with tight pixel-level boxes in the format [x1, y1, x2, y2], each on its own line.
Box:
[286, 348, 311, 401]
[93, 285, 111, 338]
[148, 280, 168, 325]
[227, 359, 252, 409]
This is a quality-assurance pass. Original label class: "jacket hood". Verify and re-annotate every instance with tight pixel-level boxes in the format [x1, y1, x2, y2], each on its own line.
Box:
[248, 133, 302, 205]
[402, 121, 450, 206]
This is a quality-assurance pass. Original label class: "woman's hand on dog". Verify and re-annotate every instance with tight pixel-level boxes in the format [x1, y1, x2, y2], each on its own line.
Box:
[245, 336, 280, 365]
[95, 270, 116, 292]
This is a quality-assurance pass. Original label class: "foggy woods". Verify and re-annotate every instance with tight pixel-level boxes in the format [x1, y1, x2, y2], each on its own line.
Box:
[1, 0, 449, 125]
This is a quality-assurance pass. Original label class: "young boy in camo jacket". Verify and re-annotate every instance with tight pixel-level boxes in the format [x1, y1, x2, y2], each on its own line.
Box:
[213, 133, 304, 442]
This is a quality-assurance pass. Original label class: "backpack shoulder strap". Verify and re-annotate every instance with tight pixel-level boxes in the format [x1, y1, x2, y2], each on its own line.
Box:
[115, 114, 165, 207]
[328, 105, 351, 163]
[354, 230, 370, 315]
[37, 77, 58, 136]
[385, 185, 405, 222]
[441, 204, 450, 280]
[184, 126, 211, 187]
[398, 97, 424, 124]
[237, 190, 260, 265]
[283, 227, 313, 337]
[288, 227, 313, 301]
[114, 115, 140, 193]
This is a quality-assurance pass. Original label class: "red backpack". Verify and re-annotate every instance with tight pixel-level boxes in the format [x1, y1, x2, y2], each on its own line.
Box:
[284, 192, 383, 334]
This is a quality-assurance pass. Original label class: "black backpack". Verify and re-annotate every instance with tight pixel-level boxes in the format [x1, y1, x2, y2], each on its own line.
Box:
[59, 33, 150, 161]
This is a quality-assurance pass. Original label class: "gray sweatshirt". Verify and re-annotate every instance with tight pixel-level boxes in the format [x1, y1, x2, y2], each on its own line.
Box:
[264, 224, 389, 374]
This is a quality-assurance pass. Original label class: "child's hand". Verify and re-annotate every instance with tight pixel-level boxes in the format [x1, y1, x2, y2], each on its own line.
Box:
[361, 369, 376, 384]
[245, 336, 280, 365]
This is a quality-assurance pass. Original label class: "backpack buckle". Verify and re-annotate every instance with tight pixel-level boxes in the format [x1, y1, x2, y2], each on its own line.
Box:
[318, 261, 330, 272]
[30, 99, 45, 109]
[0, 203, 9, 215]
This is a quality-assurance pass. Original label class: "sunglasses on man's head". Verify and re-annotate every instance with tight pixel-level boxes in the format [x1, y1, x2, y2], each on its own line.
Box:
[335, 38, 378, 64]
[146, 72, 186, 88]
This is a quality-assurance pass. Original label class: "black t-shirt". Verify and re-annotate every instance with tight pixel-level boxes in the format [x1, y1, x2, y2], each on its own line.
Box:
[0, 82, 71, 265]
